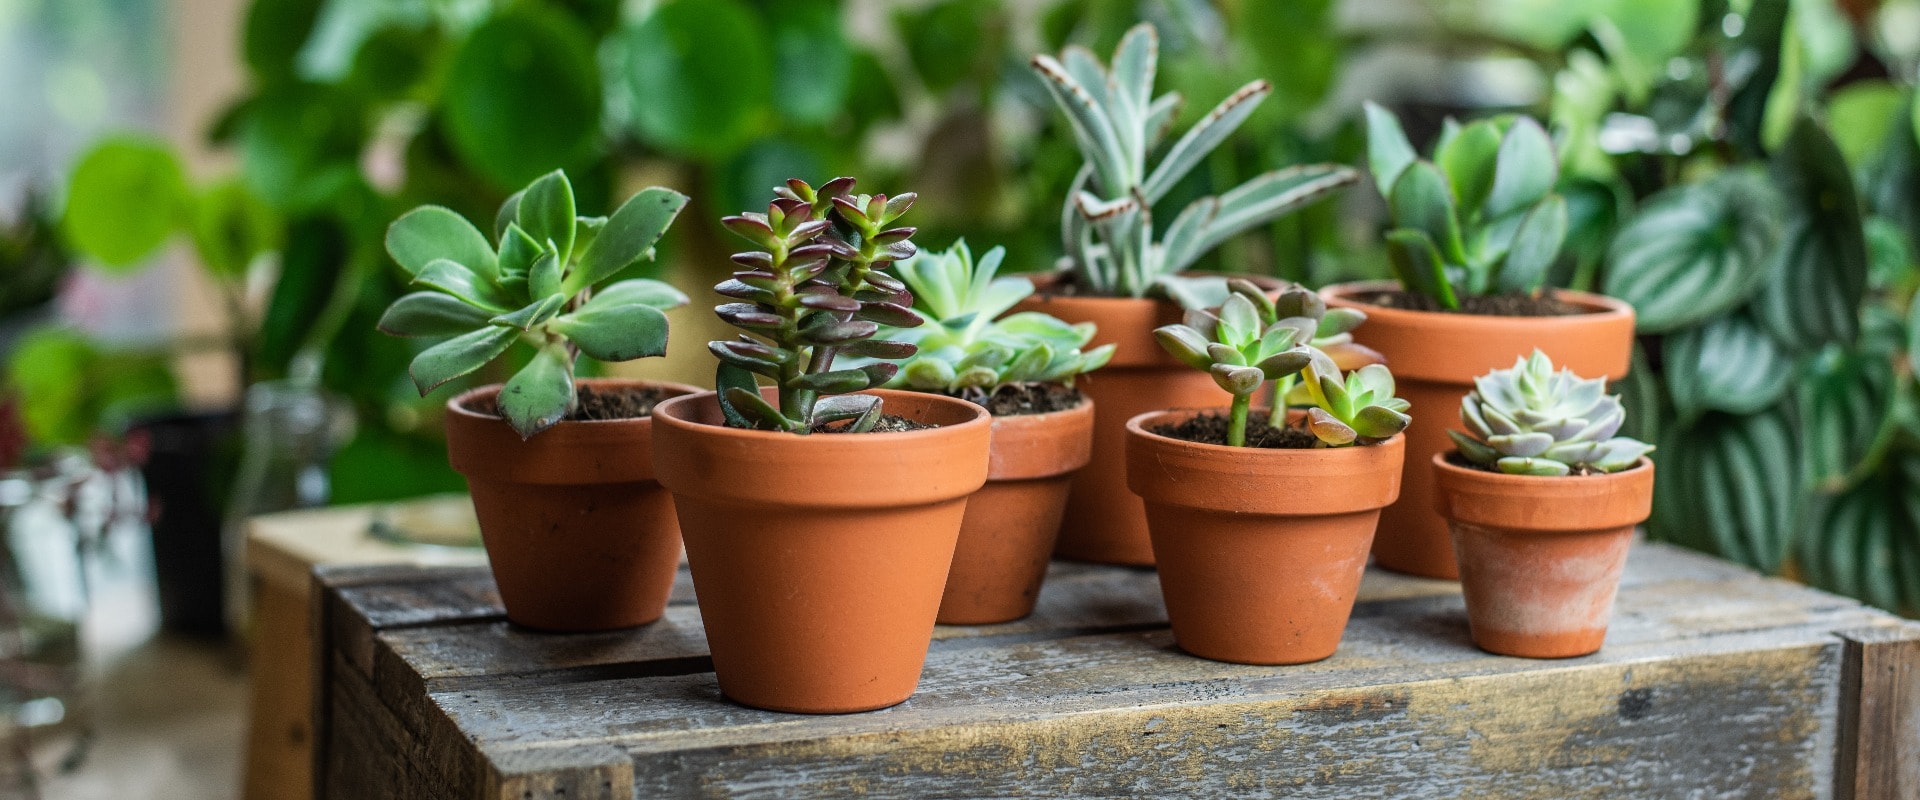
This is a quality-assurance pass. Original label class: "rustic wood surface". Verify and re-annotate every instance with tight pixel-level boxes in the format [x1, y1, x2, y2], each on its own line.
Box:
[314, 541, 1920, 799]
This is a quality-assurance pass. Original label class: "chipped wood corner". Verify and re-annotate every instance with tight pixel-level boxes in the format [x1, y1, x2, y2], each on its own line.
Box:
[1833, 622, 1920, 800]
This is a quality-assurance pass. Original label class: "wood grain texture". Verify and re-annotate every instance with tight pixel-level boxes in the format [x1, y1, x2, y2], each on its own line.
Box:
[1835, 626, 1920, 800]
[315, 540, 1920, 799]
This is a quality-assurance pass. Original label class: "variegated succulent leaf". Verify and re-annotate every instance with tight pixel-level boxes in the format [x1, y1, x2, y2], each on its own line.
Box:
[1453, 349, 1653, 474]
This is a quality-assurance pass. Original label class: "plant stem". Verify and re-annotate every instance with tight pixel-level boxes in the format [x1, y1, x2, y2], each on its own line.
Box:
[1269, 374, 1294, 422]
[1229, 392, 1250, 448]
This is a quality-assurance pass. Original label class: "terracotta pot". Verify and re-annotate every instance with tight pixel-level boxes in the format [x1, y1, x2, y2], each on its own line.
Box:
[1432, 454, 1655, 658]
[652, 388, 990, 713]
[445, 378, 701, 632]
[1011, 273, 1281, 565]
[1321, 280, 1635, 579]
[1125, 409, 1403, 664]
[937, 396, 1095, 625]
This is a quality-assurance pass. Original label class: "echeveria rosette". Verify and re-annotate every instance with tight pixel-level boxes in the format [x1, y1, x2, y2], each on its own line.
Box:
[377, 170, 688, 439]
[709, 177, 925, 434]
[1449, 350, 1654, 476]
[884, 240, 1116, 397]
[1365, 103, 1570, 309]
[1153, 284, 1316, 447]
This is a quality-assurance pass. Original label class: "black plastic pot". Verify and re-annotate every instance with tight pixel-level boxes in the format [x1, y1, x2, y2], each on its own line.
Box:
[135, 409, 238, 637]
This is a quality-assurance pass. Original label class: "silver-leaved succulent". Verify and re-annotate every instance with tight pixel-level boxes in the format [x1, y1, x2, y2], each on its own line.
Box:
[1449, 350, 1654, 476]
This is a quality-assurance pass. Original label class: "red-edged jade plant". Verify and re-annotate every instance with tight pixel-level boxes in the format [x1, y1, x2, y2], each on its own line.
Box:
[1433, 350, 1655, 659]
[882, 240, 1113, 625]
[649, 178, 991, 714]
[1127, 281, 1408, 665]
[1013, 22, 1359, 567]
[1319, 104, 1635, 580]
[378, 169, 692, 632]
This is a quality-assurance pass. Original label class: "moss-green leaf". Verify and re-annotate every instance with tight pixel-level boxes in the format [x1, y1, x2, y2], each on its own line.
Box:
[547, 303, 669, 362]
[387, 206, 498, 278]
[569, 188, 689, 293]
[62, 136, 189, 270]
[408, 324, 520, 395]
[516, 170, 576, 267]
[498, 344, 574, 439]
[377, 292, 492, 338]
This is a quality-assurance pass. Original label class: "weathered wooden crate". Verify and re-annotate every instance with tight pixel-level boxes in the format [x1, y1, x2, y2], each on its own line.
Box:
[312, 540, 1919, 799]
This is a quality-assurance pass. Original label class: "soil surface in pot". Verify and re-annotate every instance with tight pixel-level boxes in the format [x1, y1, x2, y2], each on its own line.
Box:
[1150, 411, 1319, 449]
[947, 383, 1084, 416]
[467, 384, 670, 421]
[1351, 289, 1584, 317]
[1443, 451, 1639, 478]
[810, 414, 936, 433]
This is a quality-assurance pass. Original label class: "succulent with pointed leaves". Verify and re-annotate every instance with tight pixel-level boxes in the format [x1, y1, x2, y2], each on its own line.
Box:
[884, 240, 1115, 399]
[1153, 282, 1316, 447]
[709, 177, 925, 433]
[1031, 23, 1356, 303]
[1256, 282, 1385, 419]
[1290, 351, 1413, 447]
[1448, 350, 1654, 476]
[377, 170, 688, 439]
[1365, 103, 1569, 309]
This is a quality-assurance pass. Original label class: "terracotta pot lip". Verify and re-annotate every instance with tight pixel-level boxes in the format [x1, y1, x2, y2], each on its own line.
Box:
[446, 377, 706, 427]
[1124, 407, 1402, 456]
[1430, 452, 1652, 484]
[652, 388, 991, 440]
[1319, 280, 1634, 323]
[1020, 270, 1286, 306]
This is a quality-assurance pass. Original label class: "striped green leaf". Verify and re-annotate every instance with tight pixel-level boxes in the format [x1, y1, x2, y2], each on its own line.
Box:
[1650, 408, 1801, 572]
[1753, 118, 1868, 347]
[1661, 313, 1795, 421]
[1797, 345, 1896, 491]
[1603, 169, 1781, 333]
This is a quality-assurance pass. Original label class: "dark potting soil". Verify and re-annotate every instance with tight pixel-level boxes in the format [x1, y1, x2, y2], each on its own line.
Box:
[1151, 411, 1321, 449]
[960, 383, 1085, 416]
[1443, 450, 1609, 476]
[809, 414, 937, 434]
[1354, 289, 1584, 317]
[469, 384, 669, 422]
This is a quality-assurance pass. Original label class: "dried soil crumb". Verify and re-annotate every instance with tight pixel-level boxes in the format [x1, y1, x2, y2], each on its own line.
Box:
[1354, 289, 1584, 317]
[1151, 411, 1320, 449]
[810, 414, 936, 434]
[468, 384, 668, 422]
[958, 383, 1085, 416]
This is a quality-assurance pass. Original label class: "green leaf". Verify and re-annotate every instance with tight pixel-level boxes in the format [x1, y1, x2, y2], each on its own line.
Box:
[496, 223, 543, 292]
[443, 8, 601, 188]
[569, 187, 689, 293]
[6, 328, 176, 445]
[589, 278, 688, 311]
[414, 259, 515, 312]
[188, 178, 279, 278]
[489, 294, 568, 332]
[1649, 408, 1801, 573]
[1825, 80, 1905, 169]
[408, 324, 521, 395]
[1496, 196, 1567, 293]
[715, 362, 760, 428]
[793, 368, 873, 394]
[1753, 117, 1869, 347]
[1485, 116, 1558, 217]
[529, 253, 561, 301]
[1364, 101, 1416, 199]
[377, 292, 493, 337]
[1662, 314, 1795, 420]
[516, 170, 576, 268]
[1389, 162, 1467, 265]
[622, 0, 773, 158]
[237, 82, 366, 213]
[548, 303, 670, 362]
[1385, 229, 1457, 309]
[61, 137, 189, 270]
[1435, 120, 1501, 214]
[498, 344, 575, 439]
[768, 0, 851, 125]
[1798, 345, 1895, 491]
[386, 206, 498, 278]
[724, 384, 795, 431]
[1603, 170, 1782, 333]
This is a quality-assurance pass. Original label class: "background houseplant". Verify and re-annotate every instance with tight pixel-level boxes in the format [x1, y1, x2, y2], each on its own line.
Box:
[882, 240, 1110, 624]
[1435, 351, 1657, 658]
[1128, 283, 1408, 664]
[380, 169, 696, 631]
[652, 176, 992, 713]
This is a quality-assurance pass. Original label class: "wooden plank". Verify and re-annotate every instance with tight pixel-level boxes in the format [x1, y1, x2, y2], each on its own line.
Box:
[1834, 624, 1920, 800]
[323, 654, 460, 800]
[245, 577, 316, 800]
[481, 745, 632, 800]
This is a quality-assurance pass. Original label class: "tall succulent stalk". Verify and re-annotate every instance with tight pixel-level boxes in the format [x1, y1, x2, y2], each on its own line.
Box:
[711, 177, 924, 433]
[1031, 23, 1357, 302]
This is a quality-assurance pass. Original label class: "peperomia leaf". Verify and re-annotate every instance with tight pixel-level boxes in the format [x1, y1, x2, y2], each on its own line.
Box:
[377, 292, 493, 338]
[387, 206, 499, 278]
[408, 324, 521, 394]
[1603, 170, 1782, 333]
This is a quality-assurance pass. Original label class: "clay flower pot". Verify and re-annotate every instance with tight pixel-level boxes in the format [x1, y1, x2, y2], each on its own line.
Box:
[1124, 409, 1403, 664]
[651, 388, 990, 714]
[1432, 454, 1655, 658]
[1011, 274, 1280, 565]
[937, 396, 1095, 625]
[1320, 281, 1635, 579]
[444, 378, 701, 632]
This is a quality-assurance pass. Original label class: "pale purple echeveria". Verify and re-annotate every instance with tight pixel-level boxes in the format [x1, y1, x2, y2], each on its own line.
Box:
[1450, 349, 1654, 476]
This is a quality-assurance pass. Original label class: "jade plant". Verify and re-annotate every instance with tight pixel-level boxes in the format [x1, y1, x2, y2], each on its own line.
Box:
[710, 177, 924, 433]
[1031, 23, 1356, 304]
[1364, 103, 1569, 309]
[377, 170, 689, 438]
[884, 240, 1115, 401]
[1449, 350, 1655, 476]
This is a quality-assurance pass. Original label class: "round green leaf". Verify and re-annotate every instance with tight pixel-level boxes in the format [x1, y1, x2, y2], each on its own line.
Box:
[622, 0, 772, 158]
[499, 344, 575, 439]
[189, 178, 280, 278]
[443, 8, 602, 188]
[1603, 170, 1782, 333]
[547, 303, 670, 363]
[377, 292, 493, 338]
[1661, 313, 1795, 420]
[768, 0, 851, 125]
[1650, 408, 1801, 573]
[1825, 80, 1905, 169]
[386, 206, 498, 278]
[62, 137, 189, 270]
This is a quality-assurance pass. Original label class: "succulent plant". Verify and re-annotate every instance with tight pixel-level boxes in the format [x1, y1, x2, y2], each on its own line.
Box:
[1293, 351, 1412, 447]
[1154, 282, 1317, 447]
[1364, 103, 1569, 309]
[1449, 350, 1655, 476]
[377, 170, 688, 438]
[710, 177, 925, 433]
[1031, 23, 1356, 303]
[884, 240, 1115, 399]
[1257, 283, 1385, 419]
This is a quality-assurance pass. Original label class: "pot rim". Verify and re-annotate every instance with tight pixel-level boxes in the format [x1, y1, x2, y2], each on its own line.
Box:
[1123, 406, 1403, 456]
[446, 376, 707, 428]
[1319, 279, 1634, 322]
[1430, 451, 1655, 533]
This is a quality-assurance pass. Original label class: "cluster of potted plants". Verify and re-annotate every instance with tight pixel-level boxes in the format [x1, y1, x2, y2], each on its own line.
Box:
[373, 22, 1663, 714]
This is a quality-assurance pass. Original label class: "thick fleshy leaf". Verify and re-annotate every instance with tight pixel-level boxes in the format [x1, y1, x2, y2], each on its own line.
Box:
[588, 278, 688, 312]
[387, 206, 498, 278]
[1447, 429, 1500, 464]
[1389, 162, 1467, 265]
[1364, 101, 1416, 198]
[1435, 120, 1502, 214]
[496, 223, 543, 291]
[569, 187, 689, 292]
[1497, 196, 1568, 293]
[1351, 404, 1411, 440]
[1485, 117, 1558, 217]
[1155, 326, 1214, 371]
[1496, 456, 1571, 476]
[1210, 364, 1265, 396]
[724, 385, 796, 431]
[812, 394, 881, 431]
[1385, 229, 1457, 309]
[489, 294, 567, 332]
[1306, 407, 1357, 446]
[414, 258, 515, 312]
[498, 344, 574, 439]
[516, 170, 576, 266]
[408, 324, 520, 394]
[377, 292, 492, 338]
[794, 368, 873, 394]
[548, 303, 669, 362]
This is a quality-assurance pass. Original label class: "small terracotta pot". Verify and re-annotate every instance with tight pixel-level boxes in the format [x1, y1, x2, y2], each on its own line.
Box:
[1125, 409, 1403, 664]
[1011, 273, 1281, 566]
[445, 378, 701, 632]
[937, 395, 1095, 625]
[1321, 281, 1635, 579]
[651, 388, 990, 714]
[1432, 454, 1655, 659]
